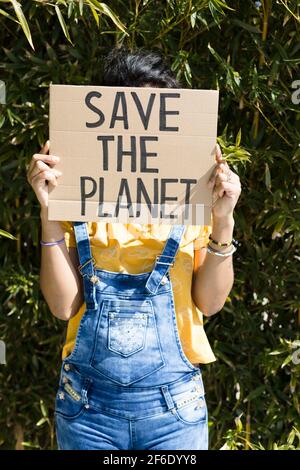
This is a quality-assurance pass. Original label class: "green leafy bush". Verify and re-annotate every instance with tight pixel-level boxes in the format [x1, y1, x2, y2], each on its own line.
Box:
[0, 0, 299, 450]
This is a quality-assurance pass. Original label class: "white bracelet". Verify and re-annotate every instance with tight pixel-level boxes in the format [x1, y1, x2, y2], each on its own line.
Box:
[206, 243, 237, 257]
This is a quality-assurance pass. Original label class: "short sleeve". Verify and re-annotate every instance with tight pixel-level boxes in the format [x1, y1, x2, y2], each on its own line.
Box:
[59, 221, 77, 249]
[193, 225, 212, 250]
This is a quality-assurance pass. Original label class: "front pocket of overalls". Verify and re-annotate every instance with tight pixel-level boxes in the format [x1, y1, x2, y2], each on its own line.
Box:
[171, 374, 207, 425]
[108, 312, 147, 357]
[173, 394, 207, 425]
[54, 366, 86, 420]
[91, 299, 165, 386]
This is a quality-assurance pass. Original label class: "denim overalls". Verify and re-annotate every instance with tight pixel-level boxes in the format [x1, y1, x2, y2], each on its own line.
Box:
[54, 222, 208, 450]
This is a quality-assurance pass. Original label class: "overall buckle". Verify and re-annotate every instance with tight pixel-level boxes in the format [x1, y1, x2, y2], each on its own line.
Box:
[155, 255, 174, 267]
[78, 257, 96, 276]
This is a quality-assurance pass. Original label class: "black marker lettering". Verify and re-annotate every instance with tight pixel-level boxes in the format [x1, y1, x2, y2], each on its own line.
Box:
[180, 178, 197, 220]
[97, 136, 115, 171]
[117, 136, 137, 172]
[114, 179, 134, 217]
[131, 92, 156, 130]
[80, 176, 97, 215]
[85, 91, 105, 128]
[160, 178, 178, 219]
[159, 93, 180, 132]
[136, 177, 159, 217]
[140, 136, 159, 173]
[110, 92, 129, 129]
[98, 177, 112, 217]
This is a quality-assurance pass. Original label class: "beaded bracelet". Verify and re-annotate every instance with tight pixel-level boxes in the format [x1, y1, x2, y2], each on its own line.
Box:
[209, 233, 234, 247]
[40, 237, 65, 246]
[207, 243, 237, 257]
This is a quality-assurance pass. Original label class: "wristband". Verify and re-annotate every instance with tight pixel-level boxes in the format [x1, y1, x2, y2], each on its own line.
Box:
[207, 243, 237, 257]
[209, 233, 235, 247]
[40, 237, 65, 246]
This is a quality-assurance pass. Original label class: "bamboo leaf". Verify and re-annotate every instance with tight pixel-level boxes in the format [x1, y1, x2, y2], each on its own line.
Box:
[232, 18, 260, 34]
[79, 0, 84, 16]
[9, 0, 34, 49]
[265, 162, 271, 190]
[36, 417, 47, 427]
[0, 229, 16, 240]
[281, 355, 292, 368]
[88, 3, 100, 27]
[244, 385, 266, 402]
[87, 1, 128, 34]
[40, 400, 48, 418]
[236, 128, 242, 146]
[0, 6, 18, 22]
[55, 4, 73, 44]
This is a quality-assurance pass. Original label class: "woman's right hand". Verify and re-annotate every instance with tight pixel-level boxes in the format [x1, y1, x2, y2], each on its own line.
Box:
[26, 140, 62, 210]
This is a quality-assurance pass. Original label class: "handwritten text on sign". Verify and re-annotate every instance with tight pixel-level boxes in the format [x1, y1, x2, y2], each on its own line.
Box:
[48, 85, 219, 224]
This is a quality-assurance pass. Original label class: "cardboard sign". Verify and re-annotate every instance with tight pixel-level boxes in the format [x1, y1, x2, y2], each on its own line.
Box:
[48, 85, 219, 225]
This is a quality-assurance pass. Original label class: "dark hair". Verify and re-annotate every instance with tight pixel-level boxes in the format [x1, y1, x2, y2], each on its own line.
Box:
[102, 46, 180, 88]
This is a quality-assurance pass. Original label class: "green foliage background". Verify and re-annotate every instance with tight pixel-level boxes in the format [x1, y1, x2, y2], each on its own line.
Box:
[0, 0, 299, 450]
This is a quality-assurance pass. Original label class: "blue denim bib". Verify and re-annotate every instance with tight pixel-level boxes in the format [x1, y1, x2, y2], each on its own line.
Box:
[64, 222, 201, 387]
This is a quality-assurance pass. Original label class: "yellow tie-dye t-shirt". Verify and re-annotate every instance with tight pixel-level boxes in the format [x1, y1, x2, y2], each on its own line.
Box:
[59, 222, 216, 365]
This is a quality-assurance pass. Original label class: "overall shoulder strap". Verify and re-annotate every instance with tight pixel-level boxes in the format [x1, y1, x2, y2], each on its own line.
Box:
[73, 222, 98, 310]
[145, 225, 185, 295]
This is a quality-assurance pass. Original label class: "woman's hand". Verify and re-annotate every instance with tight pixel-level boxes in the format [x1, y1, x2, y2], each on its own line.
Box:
[26, 140, 62, 210]
[208, 144, 241, 220]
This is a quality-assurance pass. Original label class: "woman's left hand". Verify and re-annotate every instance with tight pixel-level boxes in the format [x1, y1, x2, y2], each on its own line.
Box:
[208, 144, 242, 220]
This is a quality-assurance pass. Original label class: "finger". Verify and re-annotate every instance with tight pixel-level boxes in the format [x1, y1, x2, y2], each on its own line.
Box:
[212, 160, 230, 177]
[29, 153, 60, 174]
[31, 169, 58, 187]
[214, 143, 229, 168]
[217, 161, 230, 173]
[40, 140, 50, 155]
[27, 152, 59, 177]
[208, 164, 229, 188]
[27, 158, 61, 183]
[214, 172, 228, 185]
[216, 169, 240, 186]
[30, 169, 62, 184]
[213, 181, 241, 199]
[215, 144, 228, 166]
[215, 144, 222, 162]
[26, 141, 50, 177]
[33, 153, 60, 165]
[29, 161, 62, 183]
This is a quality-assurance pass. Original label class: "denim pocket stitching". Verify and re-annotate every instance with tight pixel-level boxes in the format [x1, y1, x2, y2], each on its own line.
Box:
[108, 312, 148, 357]
[55, 387, 87, 421]
[173, 395, 207, 426]
[90, 298, 165, 385]
[54, 404, 87, 421]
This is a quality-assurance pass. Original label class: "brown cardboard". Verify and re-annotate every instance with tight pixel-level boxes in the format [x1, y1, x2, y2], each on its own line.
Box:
[48, 85, 219, 225]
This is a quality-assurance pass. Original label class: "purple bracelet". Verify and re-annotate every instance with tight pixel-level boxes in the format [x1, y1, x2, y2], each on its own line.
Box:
[40, 237, 65, 246]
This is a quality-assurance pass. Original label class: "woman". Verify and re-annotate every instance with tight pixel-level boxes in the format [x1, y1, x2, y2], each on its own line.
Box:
[27, 47, 241, 450]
